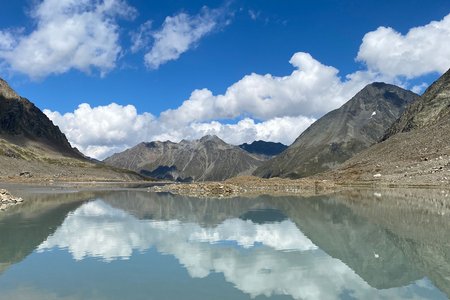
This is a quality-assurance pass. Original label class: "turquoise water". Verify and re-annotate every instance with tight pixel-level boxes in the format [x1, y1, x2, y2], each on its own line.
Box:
[0, 189, 449, 299]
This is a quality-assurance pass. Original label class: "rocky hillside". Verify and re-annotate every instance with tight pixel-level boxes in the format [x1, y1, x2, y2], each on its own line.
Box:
[254, 83, 418, 179]
[104, 135, 266, 181]
[239, 141, 287, 157]
[0, 78, 81, 158]
[383, 68, 450, 139]
[329, 69, 450, 185]
[0, 78, 141, 182]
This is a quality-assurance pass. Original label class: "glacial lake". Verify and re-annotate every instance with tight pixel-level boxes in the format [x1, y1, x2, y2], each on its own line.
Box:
[0, 187, 449, 300]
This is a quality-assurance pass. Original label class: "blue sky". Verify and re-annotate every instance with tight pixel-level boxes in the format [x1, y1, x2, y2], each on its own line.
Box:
[1, 0, 450, 158]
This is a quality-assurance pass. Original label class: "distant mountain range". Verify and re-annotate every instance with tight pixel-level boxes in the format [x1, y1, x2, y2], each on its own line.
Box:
[239, 141, 287, 157]
[254, 82, 419, 178]
[3, 68, 448, 185]
[104, 135, 266, 181]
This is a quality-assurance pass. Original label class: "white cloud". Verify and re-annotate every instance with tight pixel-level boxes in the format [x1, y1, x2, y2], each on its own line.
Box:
[0, 30, 18, 51]
[187, 116, 315, 145]
[44, 103, 155, 159]
[248, 10, 260, 21]
[45, 52, 379, 159]
[46, 14, 450, 160]
[144, 7, 228, 69]
[45, 103, 315, 159]
[130, 20, 152, 53]
[357, 13, 450, 78]
[159, 52, 378, 124]
[0, 0, 136, 79]
[411, 82, 429, 95]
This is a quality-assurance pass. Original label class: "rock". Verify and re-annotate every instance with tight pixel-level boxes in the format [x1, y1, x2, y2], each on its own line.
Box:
[0, 189, 23, 211]
[19, 171, 32, 178]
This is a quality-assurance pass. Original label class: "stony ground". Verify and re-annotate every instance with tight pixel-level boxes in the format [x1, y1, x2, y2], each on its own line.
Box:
[149, 176, 337, 198]
[326, 119, 450, 186]
[0, 189, 23, 211]
[0, 138, 143, 183]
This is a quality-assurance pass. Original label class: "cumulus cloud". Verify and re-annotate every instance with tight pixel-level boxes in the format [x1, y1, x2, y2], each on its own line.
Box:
[44, 103, 155, 159]
[45, 52, 380, 159]
[45, 103, 315, 159]
[0, 30, 18, 51]
[0, 0, 136, 78]
[144, 6, 229, 69]
[357, 13, 450, 78]
[411, 82, 429, 95]
[188, 116, 315, 145]
[160, 52, 377, 123]
[46, 14, 450, 159]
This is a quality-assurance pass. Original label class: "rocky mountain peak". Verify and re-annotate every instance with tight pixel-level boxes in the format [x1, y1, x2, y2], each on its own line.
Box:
[349, 82, 417, 108]
[104, 135, 266, 181]
[0, 78, 20, 100]
[199, 135, 225, 143]
[254, 82, 418, 179]
[239, 141, 288, 157]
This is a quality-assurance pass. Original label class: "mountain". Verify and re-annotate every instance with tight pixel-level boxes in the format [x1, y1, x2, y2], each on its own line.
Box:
[0, 78, 141, 181]
[239, 141, 288, 157]
[383, 68, 450, 139]
[330, 69, 450, 184]
[0, 78, 81, 157]
[104, 135, 266, 181]
[254, 83, 419, 179]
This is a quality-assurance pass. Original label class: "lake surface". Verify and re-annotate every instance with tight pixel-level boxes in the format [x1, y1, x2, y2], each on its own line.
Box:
[0, 187, 449, 299]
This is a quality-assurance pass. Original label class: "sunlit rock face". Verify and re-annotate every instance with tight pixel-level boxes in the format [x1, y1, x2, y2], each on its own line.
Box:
[37, 199, 440, 300]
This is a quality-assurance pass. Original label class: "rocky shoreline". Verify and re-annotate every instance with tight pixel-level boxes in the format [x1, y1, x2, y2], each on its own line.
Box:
[0, 189, 23, 211]
[148, 174, 450, 198]
[149, 176, 338, 198]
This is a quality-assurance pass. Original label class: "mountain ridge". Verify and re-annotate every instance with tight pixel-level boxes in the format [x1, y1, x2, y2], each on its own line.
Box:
[0, 78, 142, 182]
[104, 135, 266, 181]
[329, 68, 450, 185]
[383, 68, 450, 139]
[239, 141, 288, 157]
[0, 78, 82, 158]
[254, 82, 419, 178]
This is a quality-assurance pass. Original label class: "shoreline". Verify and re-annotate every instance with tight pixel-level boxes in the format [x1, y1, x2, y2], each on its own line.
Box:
[147, 176, 450, 198]
[1, 176, 449, 203]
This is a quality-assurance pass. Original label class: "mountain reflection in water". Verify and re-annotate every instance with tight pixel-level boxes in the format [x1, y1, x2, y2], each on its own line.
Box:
[0, 189, 449, 300]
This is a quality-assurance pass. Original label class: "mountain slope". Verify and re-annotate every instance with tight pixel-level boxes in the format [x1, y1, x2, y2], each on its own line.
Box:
[254, 83, 418, 178]
[0, 78, 81, 158]
[329, 69, 450, 185]
[0, 78, 141, 181]
[383, 68, 450, 139]
[239, 141, 288, 157]
[104, 135, 266, 181]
